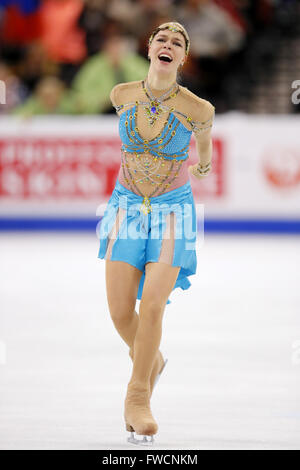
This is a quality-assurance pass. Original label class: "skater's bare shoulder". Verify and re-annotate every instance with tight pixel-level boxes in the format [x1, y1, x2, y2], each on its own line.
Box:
[178, 86, 215, 140]
[110, 81, 141, 114]
[179, 85, 215, 123]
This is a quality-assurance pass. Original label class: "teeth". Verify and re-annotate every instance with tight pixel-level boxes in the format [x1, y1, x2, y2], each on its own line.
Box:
[159, 54, 172, 62]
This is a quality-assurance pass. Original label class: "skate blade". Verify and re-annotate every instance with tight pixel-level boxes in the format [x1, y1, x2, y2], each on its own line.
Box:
[153, 358, 168, 388]
[127, 432, 154, 446]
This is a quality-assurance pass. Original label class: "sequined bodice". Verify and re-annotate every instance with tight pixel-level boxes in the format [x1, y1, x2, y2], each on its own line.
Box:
[119, 104, 192, 160]
[112, 82, 214, 211]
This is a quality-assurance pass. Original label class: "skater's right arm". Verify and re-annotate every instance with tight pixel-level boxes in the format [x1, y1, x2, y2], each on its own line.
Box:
[110, 84, 124, 116]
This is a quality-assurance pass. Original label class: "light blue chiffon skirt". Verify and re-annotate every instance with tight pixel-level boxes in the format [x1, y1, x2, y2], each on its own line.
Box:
[97, 178, 197, 304]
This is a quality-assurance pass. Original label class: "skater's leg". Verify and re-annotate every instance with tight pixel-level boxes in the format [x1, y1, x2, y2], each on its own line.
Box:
[124, 262, 180, 436]
[105, 260, 142, 348]
[129, 261, 180, 388]
[105, 260, 164, 392]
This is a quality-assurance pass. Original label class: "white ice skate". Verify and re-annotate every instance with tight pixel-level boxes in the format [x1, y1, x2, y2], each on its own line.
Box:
[126, 358, 168, 446]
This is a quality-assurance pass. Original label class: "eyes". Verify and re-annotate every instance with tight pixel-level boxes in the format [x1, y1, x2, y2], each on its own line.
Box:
[156, 38, 182, 47]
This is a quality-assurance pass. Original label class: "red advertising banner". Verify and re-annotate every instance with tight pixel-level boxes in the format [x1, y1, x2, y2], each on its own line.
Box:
[0, 136, 224, 200]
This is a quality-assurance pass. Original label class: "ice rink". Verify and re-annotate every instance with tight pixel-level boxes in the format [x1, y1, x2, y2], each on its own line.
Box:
[0, 232, 299, 450]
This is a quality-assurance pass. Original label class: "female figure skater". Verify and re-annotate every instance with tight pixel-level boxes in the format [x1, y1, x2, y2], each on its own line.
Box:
[98, 21, 215, 445]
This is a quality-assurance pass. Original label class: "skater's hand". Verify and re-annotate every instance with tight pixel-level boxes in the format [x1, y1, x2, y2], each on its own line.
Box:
[188, 163, 210, 180]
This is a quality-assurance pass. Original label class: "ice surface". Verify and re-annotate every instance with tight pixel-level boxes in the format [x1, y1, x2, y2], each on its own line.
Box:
[0, 233, 299, 450]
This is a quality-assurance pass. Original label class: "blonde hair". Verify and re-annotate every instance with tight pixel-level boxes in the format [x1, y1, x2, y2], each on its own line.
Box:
[148, 21, 190, 56]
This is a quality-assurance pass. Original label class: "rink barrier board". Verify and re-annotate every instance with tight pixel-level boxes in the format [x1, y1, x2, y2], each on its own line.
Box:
[1, 115, 300, 232]
[0, 217, 300, 234]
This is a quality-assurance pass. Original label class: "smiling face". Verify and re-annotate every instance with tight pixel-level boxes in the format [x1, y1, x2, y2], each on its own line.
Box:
[148, 29, 187, 73]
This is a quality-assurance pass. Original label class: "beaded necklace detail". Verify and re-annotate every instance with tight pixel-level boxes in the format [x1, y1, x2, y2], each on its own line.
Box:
[142, 79, 180, 127]
[121, 149, 184, 215]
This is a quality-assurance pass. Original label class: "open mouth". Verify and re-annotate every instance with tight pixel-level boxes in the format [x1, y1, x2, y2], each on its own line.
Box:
[158, 54, 173, 63]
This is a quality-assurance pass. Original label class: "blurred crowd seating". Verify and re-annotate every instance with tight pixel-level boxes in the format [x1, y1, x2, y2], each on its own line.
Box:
[0, 0, 299, 116]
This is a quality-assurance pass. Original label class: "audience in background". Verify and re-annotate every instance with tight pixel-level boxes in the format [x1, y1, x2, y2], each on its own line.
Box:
[16, 42, 58, 94]
[0, 61, 26, 114]
[67, 29, 149, 114]
[13, 76, 72, 116]
[0, 0, 298, 115]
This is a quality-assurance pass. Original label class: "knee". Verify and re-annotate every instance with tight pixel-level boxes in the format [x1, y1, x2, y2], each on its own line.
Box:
[139, 298, 165, 325]
[109, 298, 136, 327]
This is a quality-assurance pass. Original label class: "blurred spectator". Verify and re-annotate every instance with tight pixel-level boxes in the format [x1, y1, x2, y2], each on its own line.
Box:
[101, 0, 141, 33]
[176, 0, 245, 58]
[16, 42, 58, 93]
[67, 30, 149, 114]
[0, 0, 87, 87]
[236, 0, 274, 33]
[0, 0, 41, 44]
[39, 0, 87, 64]
[0, 61, 26, 113]
[0, 0, 40, 15]
[37, 0, 88, 86]
[174, 0, 246, 107]
[78, 0, 107, 56]
[105, 0, 170, 38]
[214, 0, 248, 32]
[13, 76, 73, 116]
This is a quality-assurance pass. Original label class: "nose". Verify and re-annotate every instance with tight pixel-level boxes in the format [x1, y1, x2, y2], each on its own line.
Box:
[163, 42, 172, 50]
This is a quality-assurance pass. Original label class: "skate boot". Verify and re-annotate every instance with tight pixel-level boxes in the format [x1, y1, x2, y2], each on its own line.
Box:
[124, 382, 158, 445]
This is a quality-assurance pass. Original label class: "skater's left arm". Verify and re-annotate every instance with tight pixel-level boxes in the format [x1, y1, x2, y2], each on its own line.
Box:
[188, 101, 215, 180]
